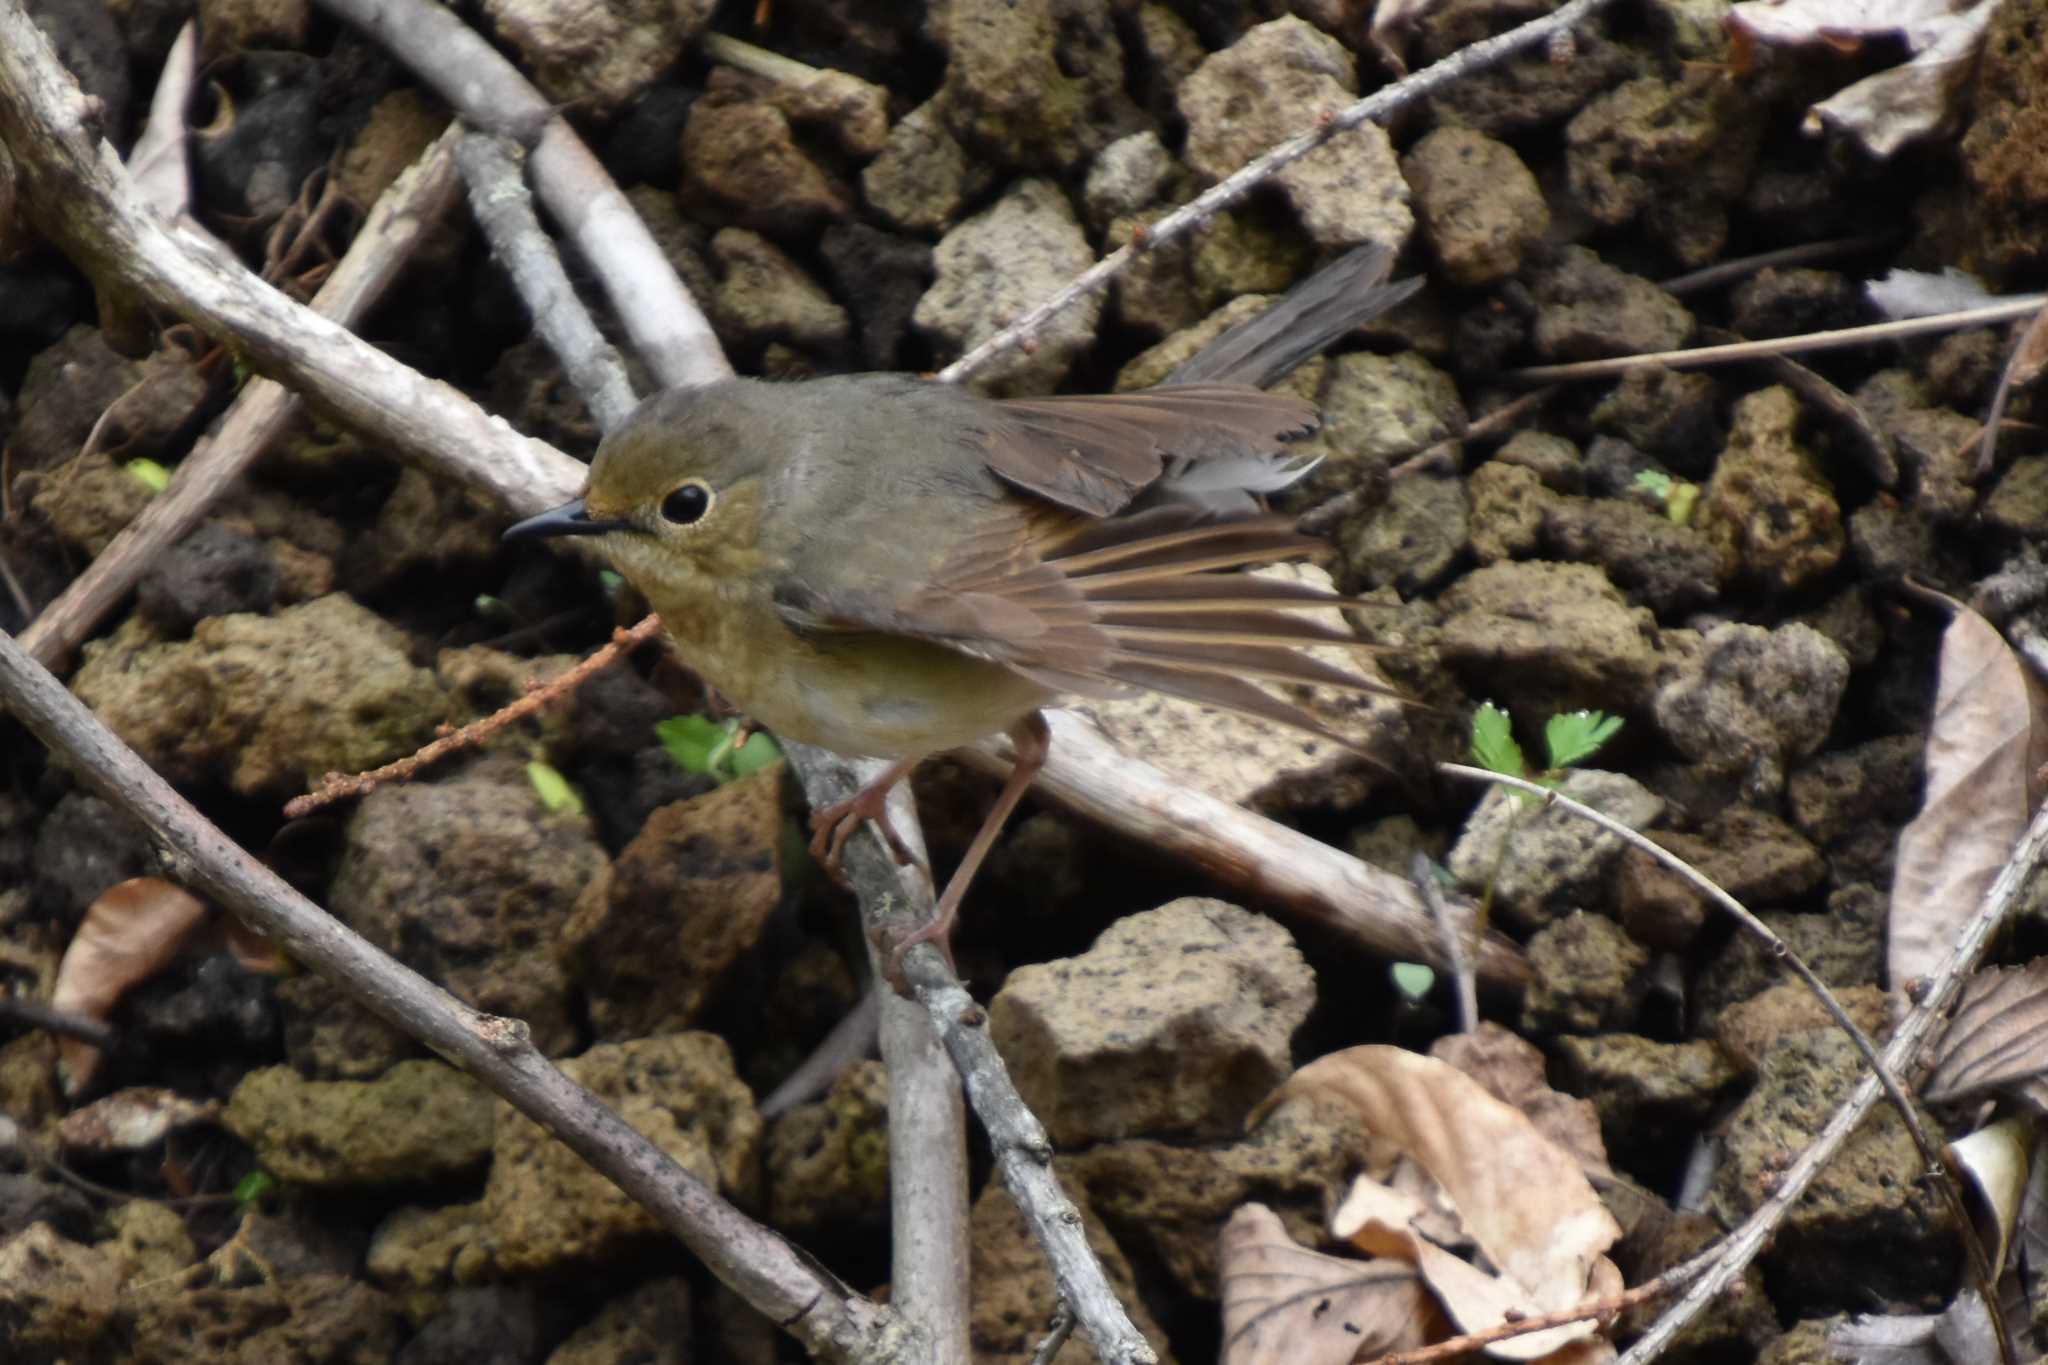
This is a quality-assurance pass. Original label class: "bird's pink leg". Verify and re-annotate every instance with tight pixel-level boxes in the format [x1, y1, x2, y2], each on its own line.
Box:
[887, 711, 1051, 981]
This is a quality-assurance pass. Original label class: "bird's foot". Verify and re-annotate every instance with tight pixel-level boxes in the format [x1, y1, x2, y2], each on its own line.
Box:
[879, 905, 960, 994]
[807, 760, 919, 876]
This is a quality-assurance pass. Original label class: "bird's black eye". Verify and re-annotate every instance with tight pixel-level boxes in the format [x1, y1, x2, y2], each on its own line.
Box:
[660, 481, 713, 526]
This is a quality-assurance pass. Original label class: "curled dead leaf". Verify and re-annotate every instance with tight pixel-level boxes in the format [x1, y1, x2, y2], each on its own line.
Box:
[1263, 1046, 1623, 1358]
[1219, 1203, 1441, 1365]
[1889, 597, 2048, 996]
[1924, 960, 2048, 1112]
[49, 877, 210, 1094]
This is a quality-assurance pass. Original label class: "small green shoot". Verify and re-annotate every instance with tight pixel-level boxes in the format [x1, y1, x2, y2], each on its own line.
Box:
[526, 760, 584, 816]
[232, 1169, 276, 1209]
[657, 714, 783, 784]
[1632, 468, 1699, 525]
[1470, 701, 1527, 780]
[125, 458, 171, 494]
[1543, 710, 1623, 770]
[1470, 701, 1623, 786]
[1390, 962, 1436, 1001]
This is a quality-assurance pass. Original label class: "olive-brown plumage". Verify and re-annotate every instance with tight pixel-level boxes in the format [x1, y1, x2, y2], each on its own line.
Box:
[507, 245, 1420, 969]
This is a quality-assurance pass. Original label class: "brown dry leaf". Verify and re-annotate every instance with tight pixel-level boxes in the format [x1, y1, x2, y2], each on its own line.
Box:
[1924, 960, 2048, 1111]
[50, 877, 210, 1093]
[1431, 1023, 1613, 1178]
[1889, 599, 2048, 995]
[1219, 1203, 1440, 1365]
[1267, 1046, 1623, 1358]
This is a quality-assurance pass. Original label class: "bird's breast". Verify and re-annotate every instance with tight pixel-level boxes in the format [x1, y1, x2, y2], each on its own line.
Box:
[648, 580, 1050, 759]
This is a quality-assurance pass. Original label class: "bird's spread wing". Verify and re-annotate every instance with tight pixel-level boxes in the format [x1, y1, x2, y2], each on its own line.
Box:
[772, 500, 1404, 745]
[983, 385, 1318, 517]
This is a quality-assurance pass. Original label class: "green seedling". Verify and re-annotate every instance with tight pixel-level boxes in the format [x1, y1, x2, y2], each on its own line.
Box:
[232, 1169, 276, 1210]
[124, 457, 170, 494]
[1470, 701, 1623, 785]
[1390, 961, 1436, 1001]
[1467, 701, 1623, 942]
[526, 759, 585, 816]
[657, 714, 783, 785]
[1632, 469, 1699, 525]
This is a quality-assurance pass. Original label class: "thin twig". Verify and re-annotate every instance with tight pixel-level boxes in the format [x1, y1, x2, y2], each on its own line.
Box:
[936, 0, 1629, 384]
[786, 742, 1158, 1365]
[1507, 297, 2048, 384]
[454, 130, 637, 432]
[18, 125, 467, 670]
[1442, 759, 2015, 1361]
[1658, 233, 1896, 297]
[314, 0, 729, 389]
[1611, 791, 2048, 1364]
[1437, 764, 1946, 1177]
[1360, 1254, 1710, 1365]
[0, 997, 120, 1049]
[1411, 850, 1476, 1033]
[283, 614, 664, 819]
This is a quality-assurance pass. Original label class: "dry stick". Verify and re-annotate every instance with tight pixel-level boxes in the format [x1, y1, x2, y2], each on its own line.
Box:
[1658, 233, 1896, 297]
[1359, 1256, 1709, 1365]
[1507, 297, 2048, 384]
[1411, 849, 1477, 1033]
[972, 715, 1530, 986]
[1439, 764, 2013, 1361]
[313, 0, 728, 391]
[1611, 803, 2048, 1363]
[453, 131, 637, 433]
[284, 616, 665, 819]
[18, 126, 465, 669]
[0, 628, 909, 1361]
[937, 0, 1629, 384]
[0, 8, 581, 518]
[786, 744, 1157, 1365]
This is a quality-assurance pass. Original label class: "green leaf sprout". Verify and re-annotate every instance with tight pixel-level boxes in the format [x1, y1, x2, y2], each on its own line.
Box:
[1543, 710, 1624, 770]
[526, 760, 584, 816]
[1469, 701, 1526, 780]
[124, 458, 170, 494]
[657, 715, 783, 785]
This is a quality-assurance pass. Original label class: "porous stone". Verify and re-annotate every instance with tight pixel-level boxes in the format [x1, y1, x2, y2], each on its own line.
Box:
[989, 899, 1314, 1145]
[1529, 246, 1695, 361]
[1401, 126, 1548, 286]
[481, 0, 714, 116]
[328, 753, 605, 1056]
[1448, 769, 1665, 931]
[936, 0, 1142, 172]
[71, 595, 448, 798]
[914, 178, 1099, 394]
[1654, 622, 1849, 800]
[484, 1035, 761, 1274]
[1179, 18, 1411, 250]
[222, 1061, 492, 1187]
[1695, 387, 1845, 592]
[562, 765, 785, 1039]
[1437, 561, 1669, 718]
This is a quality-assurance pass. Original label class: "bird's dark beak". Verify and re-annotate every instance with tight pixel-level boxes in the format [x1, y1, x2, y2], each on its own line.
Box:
[503, 498, 629, 542]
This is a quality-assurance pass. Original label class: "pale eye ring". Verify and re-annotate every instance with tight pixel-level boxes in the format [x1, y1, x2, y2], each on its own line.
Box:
[660, 480, 713, 526]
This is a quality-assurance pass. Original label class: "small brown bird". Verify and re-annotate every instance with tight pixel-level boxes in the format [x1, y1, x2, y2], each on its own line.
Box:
[508, 245, 1420, 969]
